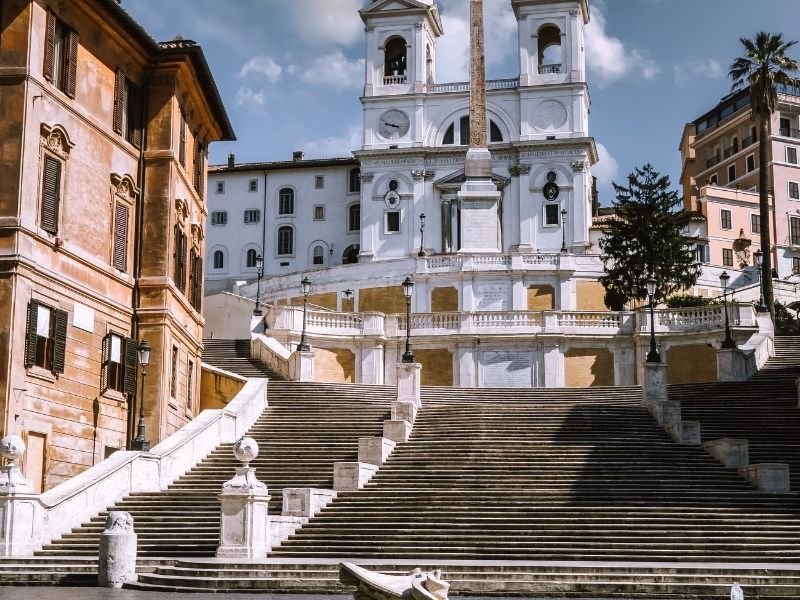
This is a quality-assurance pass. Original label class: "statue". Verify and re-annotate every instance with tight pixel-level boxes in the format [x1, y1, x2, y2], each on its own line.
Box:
[340, 562, 449, 600]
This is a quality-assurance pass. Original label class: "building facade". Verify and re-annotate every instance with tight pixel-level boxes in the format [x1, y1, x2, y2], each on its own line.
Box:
[0, 0, 233, 491]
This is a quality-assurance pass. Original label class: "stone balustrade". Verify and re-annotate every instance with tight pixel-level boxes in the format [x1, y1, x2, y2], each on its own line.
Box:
[638, 303, 755, 333]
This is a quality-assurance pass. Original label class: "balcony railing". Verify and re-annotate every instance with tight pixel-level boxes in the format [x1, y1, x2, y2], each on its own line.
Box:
[723, 145, 739, 159]
[426, 77, 519, 94]
[706, 154, 721, 169]
[742, 135, 756, 148]
[538, 64, 562, 74]
[383, 75, 407, 85]
[780, 127, 800, 139]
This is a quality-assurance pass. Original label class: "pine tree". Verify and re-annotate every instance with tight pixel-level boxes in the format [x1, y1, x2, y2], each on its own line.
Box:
[599, 164, 701, 310]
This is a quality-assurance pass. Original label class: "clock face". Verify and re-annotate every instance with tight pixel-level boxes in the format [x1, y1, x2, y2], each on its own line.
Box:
[377, 109, 410, 141]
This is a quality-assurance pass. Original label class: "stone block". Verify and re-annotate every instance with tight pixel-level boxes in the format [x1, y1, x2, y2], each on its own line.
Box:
[383, 419, 412, 443]
[740, 463, 791, 494]
[98, 511, 137, 588]
[217, 468, 271, 559]
[703, 438, 749, 469]
[333, 462, 378, 491]
[666, 420, 701, 445]
[652, 400, 681, 427]
[717, 348, 748, 382]
[289, 350, 314, 382]
[391, 400, 417, 423]
[396, 362, 422, 406]
[642, 362, 668, 407]
[281, 488, 337, 518]
[269, 515, 308, 548]
[358, 437, 396, 467]
[0, 492, 42, 557]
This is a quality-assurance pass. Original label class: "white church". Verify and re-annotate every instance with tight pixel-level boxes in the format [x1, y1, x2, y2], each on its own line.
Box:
[204, 0, 766, 389]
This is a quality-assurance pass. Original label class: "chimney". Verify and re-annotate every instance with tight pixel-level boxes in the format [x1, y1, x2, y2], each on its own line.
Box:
[227, 153, 235, 168]
[292, 151, 304, 162]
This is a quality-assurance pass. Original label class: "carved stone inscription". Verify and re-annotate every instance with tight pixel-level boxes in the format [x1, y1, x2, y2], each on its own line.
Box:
[460, 202, 499, 251]
[475, 283, 509, 311]
[483, 351, 532, 388]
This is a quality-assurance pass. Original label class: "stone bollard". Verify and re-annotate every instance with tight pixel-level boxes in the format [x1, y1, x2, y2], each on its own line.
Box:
[642, 362, 668, 407]
[98, 511, 137, 588]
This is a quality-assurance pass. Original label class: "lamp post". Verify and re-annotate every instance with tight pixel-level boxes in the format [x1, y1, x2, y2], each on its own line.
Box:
[645, 276, 661, 363]
[298, 276, 311, 352]
[342, 288, 353, 312]
[253, 254, 264, 316]
[754, 249, 765, 312]
[418, 213, 426, 257]
[131, 339, 151, 452]
[560, 208, 568, 253]
[401, 276, 415, 363]
[720, 270, 735, 348]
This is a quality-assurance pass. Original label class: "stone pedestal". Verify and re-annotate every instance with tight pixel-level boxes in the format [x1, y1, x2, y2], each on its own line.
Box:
[396, 363, 422, 407]
[717, 348, 748, 382]
[281, 488, 336, 518]
[98, 511, 137, 588]
[358, 437, 396, 467]
[666, 421, 701, 446]
[703, 438, 749, 469]
[383, 420, 412, 443]
[217, 468, 271, 559]
[642, 362, 668, 407]
[289, 350, 314, 382]
[457, 175, 502, 253]
[0, 490, 40, 557]
[391, 400, 417, 423]
[333, 462, 378, 491]
[740, 463, 791, 494]
[652, 400, 681, 427]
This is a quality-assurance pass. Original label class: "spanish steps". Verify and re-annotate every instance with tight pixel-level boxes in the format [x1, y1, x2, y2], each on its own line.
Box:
[1, 336, 799, 598]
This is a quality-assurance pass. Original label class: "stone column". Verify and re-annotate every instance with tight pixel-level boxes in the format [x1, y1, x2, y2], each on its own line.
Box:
[0, 435, 40, 557]
[98, 511, 137, 588]
[717, 348, 747, 382]
[642, 362, 668, 407]
[217, 437, 271, 559]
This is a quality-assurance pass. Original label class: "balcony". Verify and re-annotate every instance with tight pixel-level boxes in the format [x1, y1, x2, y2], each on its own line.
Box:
[538, 64, 562, 74]
[742, 135, 756, 148]
[706, 154, 721, 169]
[779, 127, 800, 139]
[383, 75, 407, 85]
[426, 78, 519, 94]
[723, 145, 739, 159]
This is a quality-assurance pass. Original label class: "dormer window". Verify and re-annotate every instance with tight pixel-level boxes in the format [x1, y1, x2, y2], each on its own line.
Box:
[384, 37, 407, 85]
[538, 25, 562, 74]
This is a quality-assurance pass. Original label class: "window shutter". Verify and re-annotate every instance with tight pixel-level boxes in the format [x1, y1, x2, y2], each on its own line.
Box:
[24, 301, 40, 367]
[129, 83, 143, 149]
[113, 202, 129, 271]
[179, 112, 186, 167]
[193, 256, 203, 311]
[64, 29, 79, 99]
[113, 70, 124, 134]
[100, 334, 110, 393]
[52, 308, 68, 374]
[193, 141, 203, 196]
[123, 337, 138, 397]
[43, 10, 56, 82]
[41, 155, 61, 234]
[173, 226, 187, 292]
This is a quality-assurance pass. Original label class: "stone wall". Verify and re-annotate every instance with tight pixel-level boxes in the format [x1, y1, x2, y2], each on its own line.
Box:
[527, 285, 554, 310]
[431, 287, 458, 312]
[667, 344, 718, 384]
[314, 348, 356, 382]
[359, 286, 406, 314]
[416, 349, 454, 386]
[564, 348, 614, 387]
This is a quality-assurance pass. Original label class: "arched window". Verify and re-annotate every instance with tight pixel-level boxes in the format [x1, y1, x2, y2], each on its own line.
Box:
[313, 245, 324, 265]
[442, 123, 454, 145]
[538, 25, 562, 74]
[384, 37, 407, 81]
[278, 187, 294, 215]
[442, 118, 503, 145]
[459, 116, 470, 145]
[277, 226, 293, 255]
[213, 250, 224, 269]
[246, 248, 258, 268]
[490, 121, 503, 143]
[349, 168, 361, 193]
[342, 244, 360, 265]
[348, 203, 360, 232]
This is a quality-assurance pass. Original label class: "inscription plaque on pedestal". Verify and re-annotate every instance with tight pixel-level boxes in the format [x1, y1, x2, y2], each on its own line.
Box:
[476, 283, 509, 311]
[483, 351, 533, 388]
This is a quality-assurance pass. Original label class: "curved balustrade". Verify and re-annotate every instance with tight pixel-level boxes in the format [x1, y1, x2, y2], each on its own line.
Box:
[557, 312, 623, 328]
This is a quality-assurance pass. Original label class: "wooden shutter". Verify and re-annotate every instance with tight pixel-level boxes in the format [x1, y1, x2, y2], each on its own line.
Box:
[193, 255, 203, 311]
[173, 226, 187, 292]
[179, 111, 186, 167]
[43, 10, 56, 82]
[123, 337, 138, 397]
[113, 202, 129, 271]
[41, 155, 61, 234]
[100, 334, 110, 393]
[51, 308, 68, 374]
[64, 29, 78, 99]
[193, 141, 203, 196]
[113, 70, 124, 134]
[129, 83, 143, 149]
[24, 301, 40, 367]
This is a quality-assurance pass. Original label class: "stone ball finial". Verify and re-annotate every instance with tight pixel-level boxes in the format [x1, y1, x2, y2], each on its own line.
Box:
[0, 435, 25, 465]
[232, 437, 259, 466]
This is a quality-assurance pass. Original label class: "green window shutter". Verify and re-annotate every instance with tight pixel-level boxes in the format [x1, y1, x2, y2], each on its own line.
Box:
[123, 337, 138, 397]
[113, 202, 129, 271]
[52, 309, 68, 374]
[113, 70, 124, 134]
[43, 10, 56, 82]
[100, 334, 110, 393]
[24, 301, 40, 367]
[41, 155, 61, 234]
[64, 29, 79, 99]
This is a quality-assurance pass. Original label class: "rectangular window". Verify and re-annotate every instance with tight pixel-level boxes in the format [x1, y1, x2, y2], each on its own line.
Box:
[781, 117, 792, 136]
[385, 211, 400, 233]
[113, 71, 142, 148]
[43, 11, 78, 98]
[40, 155, 61, 235]
[696, 244, 709, 264]
[193, 141, 205, 198]
[751, 213, 760, 235]
[113, 202, 129, 272]
[348, 203, 360, 232]
[790, 181, 800, 200]
[101, 333, 137, 395]
[315, 175, 324, 189]
[787, 147, 798, 165]
[277, 227, 294, 255]
[709, 174, 718, 185]
[722, 248, 734, 267]
[211, 211, 227, 226]
[790, 216, 800, 245]
[348, 169, 361, 193]
[189, 250, 203, 312]
[216, 181, 225, 194]
[793, 256, 800, 274]
[720, 209, 732, 230]
[24, 301, 67, 373]
[728, 164, 736, 183]
[187, 359, 194, 411]
[313, 205, 325, 221]
[279, 189, 294, 215]
[746, 154, 756, 172]
[544, 204, 560, 226]
[248, 179, 258, 193]
[244, 209, 261, 224]
[170, 346, 178, 399]
[173, 225, 187, 293]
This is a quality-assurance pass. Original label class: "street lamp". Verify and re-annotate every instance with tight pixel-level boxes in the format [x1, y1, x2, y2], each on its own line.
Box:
[253, 253, 264, 316]
[342, 288, 354, 312]
[754, 249, 766, 312]
[401, 276, 415, 363]
[418, 213, 426, 257]
[298, 276, 311, 352]
[560, 208, 568, 253]
[645, 276, 661, 363]
[720, 270, 735, 348]
[131, 339, 151, 452]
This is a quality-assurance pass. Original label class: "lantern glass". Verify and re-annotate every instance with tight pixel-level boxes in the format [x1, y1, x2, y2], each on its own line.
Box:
[402, 276, 414, 299]
[138, 339, 151, 367]
[719, 271, 730, 289]
[646, 277, 656, 297]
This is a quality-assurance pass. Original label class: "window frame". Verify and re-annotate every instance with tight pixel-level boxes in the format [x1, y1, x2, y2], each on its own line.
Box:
[211, 211, 227, 226]
[746, 153, 756, 172]
[278, 187, 295, 216]
[313, 205, 325, 221]
[790, 216, 800, 246]
[215, 181, 225, 195]
[40, 152, 63, 235]
[243, 208, 261, 224]
[751, 213, 760, 235]
[312, 245, 324, 265]
[727, 163, 736, 183]
[314, 175, 324, 189]
[170, 345, 179, 399]
[101, 332, 137, 396]
[793, 256, 800, 274]
[720, 209, 732, 230]
[788, 146, 798, 165]
[385, 210, 401, 234]
[789, 181, 800, 200]
[722, 248, 734, 267]
[44, 11, 78, 98]
[24, 300, 67, 374]
[543, 203, 560, 228]
[212, 249, 225, 270]
[347, 202, 360, 233]
[348, 168, 361, 194]
[277, 225, 294, 256]
[245, 248, 258, 268]
[248, 179, 258, 193]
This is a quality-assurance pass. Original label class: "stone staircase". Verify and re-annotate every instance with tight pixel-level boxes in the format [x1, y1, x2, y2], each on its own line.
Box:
[202, 338, 284, 379]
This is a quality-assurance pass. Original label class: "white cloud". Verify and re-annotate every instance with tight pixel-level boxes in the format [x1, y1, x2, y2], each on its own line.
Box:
[287, 0, 363, 46]
[235, 86, 265, 109]
[301, 126, 362, 158]
[593, 143, 620, 190]
[238, 56, 283, 83]
[585, 4, 661, 85]
[299, 50, 364, 90]
[673, 58, 724, 84]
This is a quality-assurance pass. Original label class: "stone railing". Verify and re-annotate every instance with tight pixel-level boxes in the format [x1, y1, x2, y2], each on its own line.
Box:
[638, 303, 756, 333]
[383, 75, 407, 85]
[419, 253, 564, 273]
[426, 77, 518, 94]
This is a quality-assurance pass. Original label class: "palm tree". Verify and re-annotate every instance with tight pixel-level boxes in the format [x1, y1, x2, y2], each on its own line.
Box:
[730, 32, 799, 321]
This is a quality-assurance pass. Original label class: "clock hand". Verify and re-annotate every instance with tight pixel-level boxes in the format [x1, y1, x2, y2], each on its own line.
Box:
[384, 122, 400, 128]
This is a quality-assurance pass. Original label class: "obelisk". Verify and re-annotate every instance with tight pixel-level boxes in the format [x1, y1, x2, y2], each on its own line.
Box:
[458, 0, 501, 252]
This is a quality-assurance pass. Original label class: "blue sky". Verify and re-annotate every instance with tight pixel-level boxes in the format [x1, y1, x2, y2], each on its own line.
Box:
[122, 0, 800, 205]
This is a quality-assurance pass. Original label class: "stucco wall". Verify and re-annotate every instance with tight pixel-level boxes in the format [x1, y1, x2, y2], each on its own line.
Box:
[667, 344, 718, 384]
[315, 348, 356, 382]
[431, 286, 458, 312]
[576, 280, 607, 311]
[416, 349, 454, 386]
[359, 286, 406, 314]
[527, 284, 554, 310]
[564, 348, 614, 387]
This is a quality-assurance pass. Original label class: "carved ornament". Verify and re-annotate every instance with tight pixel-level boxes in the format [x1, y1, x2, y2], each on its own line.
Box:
[40, 123, 75, 158]
[360, 172, 375, 183]
[110, 173, 140, 202]
[104, 511, 135, 533]
[175, 198, 189, 224]
[571, 161, 587, 173]
[191, 222, 204, 248]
